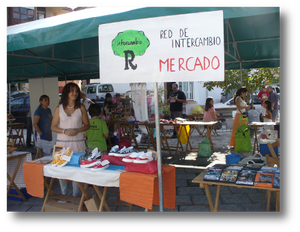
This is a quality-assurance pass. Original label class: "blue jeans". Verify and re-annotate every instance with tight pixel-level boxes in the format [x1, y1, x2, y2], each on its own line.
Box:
[59, 180, 82, 197]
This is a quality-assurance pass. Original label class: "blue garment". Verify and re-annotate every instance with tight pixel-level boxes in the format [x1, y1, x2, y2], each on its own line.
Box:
[34, 106, 52, 141]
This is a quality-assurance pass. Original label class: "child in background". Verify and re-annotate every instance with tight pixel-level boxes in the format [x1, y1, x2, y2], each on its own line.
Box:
[84, 104, 109, 156]
[203, 97, 217, 122]
[261, 100, 273, 122]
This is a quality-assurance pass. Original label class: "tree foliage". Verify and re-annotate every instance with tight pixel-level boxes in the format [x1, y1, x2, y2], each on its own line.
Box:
[203, 68, 280, 104]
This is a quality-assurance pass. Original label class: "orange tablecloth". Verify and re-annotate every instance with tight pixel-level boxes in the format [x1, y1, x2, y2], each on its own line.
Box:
[119, 165, 176, 210]
[23, 162, 47, 198]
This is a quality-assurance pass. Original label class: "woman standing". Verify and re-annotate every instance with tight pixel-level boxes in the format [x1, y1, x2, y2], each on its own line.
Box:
[33, 95, 54, 155]
[51, 83, 90, 197]
[229, 88, 251, 147]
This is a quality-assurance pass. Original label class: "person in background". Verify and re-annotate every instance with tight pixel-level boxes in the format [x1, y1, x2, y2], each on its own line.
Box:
[81, 91, 94, 110]
[247, 106, 260, 137]
[84, 104, 109, 156]
[256, 85, 269, 120]
[256, 85, 269, 107]
[33, 95, 54, 155]
[267, 85, 279, 122]
[167, 83, 187, 138]
[26, 109, 33, 147]
[51, 82, 90, 197]
[261, 100, 273, 122]
[103, 93, 114, 117]
[229, 87, 251, 147]
[114, 93, 126, 105]
[203, 97, 217, 122]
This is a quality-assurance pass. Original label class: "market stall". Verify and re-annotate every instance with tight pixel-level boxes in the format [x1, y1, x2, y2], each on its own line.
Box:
[8, 7, 280, 212]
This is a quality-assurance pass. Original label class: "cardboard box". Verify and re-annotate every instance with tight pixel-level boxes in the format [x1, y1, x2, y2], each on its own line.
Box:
[44, 195, 87, 212]
[84, 195, 100, 212]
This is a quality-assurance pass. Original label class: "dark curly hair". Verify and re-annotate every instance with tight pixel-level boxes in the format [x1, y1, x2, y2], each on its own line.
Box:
[233, 87, 248, 104]
[59, 83, 81, 109]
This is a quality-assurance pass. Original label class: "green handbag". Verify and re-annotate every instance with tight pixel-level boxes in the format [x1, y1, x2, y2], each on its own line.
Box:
[234, 116, 252, 152]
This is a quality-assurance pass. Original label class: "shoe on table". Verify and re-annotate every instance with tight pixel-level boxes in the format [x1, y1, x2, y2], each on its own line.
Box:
[108, 145, 119, 156]
[80, 159, 101, 168]
[133, 152, 153, 163]
[122, 152, 143, 162]
[91, 160, 110, 171]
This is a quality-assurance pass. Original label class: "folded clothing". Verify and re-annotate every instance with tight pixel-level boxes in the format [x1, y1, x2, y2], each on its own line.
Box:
[101, 154, 126, 166]
[125, 160, 158, 174]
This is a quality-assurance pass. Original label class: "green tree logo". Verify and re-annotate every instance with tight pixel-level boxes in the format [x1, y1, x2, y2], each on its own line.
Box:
[111, 30, 150, 70]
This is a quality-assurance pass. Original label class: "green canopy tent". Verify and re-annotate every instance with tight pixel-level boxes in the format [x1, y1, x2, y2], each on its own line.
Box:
[7, 7, 280, 84]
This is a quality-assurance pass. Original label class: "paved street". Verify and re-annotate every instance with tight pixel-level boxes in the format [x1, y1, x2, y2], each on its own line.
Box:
[7, 124, 278, 212]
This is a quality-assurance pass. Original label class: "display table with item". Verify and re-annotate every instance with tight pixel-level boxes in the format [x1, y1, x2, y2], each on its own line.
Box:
[23, 159, 176, 212]
[41, 164, 125, 212]
[248, 122, 277, 154]
[7, 151, 32, 201]
[176, 121, 217, 157]
[192, 169, 280, 212]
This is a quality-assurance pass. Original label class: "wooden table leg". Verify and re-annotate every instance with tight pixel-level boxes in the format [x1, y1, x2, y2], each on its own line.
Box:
[203, 184, 215, 211]
[214, 185, 221, 211]
[93, 185, 110, 212]
[99, 187, 108, 212]
[77, 183, 90, 212]
[266, 190, 271, 211]
[7, 155, 27, 201]
[275, 191, 280, 212]
[41, 178, 55, 212]
[206, 125, 215, 152]
[253, 126, 258, 154]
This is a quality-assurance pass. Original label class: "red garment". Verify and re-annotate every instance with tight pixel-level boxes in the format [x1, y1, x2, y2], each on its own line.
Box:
[257, 90, 270, 105]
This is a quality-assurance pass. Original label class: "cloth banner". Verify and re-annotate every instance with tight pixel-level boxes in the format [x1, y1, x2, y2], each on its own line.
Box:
[130, 83, 148, 121]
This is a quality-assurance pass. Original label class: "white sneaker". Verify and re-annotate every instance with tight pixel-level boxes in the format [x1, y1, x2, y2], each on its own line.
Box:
[133, 152, 153, 163]
[113, 146, 134, 157]
[122, 152, 143, 162]
[108, 145, 119, 156]
[91, 160, 110, 171]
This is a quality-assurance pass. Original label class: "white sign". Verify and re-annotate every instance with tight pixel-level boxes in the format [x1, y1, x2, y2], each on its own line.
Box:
[99, 11, 224, 83]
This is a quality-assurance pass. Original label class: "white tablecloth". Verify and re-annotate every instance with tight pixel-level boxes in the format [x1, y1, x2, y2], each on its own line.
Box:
[43, 164, 125, 187]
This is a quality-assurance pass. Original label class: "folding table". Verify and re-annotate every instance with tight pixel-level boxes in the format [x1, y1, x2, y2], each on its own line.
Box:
[186, 114, 204, 136]
[192, 169, 280, 212]
[176, 121, 217, 157]
[145, 123, 184, 156]
[41, 164, 130, 212]
[4, 152, 31, 201]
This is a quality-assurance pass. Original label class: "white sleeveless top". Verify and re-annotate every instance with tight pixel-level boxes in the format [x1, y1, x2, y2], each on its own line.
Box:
[56, 104, 85, 153]
[236, 96, 247, 113]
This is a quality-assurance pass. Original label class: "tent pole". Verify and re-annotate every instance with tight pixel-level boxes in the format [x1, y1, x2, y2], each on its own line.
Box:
[240, 61, 243, 85]
[8, 81, 11, 114]
[154, 82, 164, 212]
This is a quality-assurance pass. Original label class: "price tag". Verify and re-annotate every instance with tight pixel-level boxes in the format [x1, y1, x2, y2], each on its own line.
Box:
[62, 155, 71, 162]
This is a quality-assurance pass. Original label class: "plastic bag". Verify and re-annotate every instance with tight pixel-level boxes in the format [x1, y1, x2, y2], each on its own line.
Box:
[198, 137, 211, 157]
[179, 125, 190, 144]
[192, 105, 203, 114]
